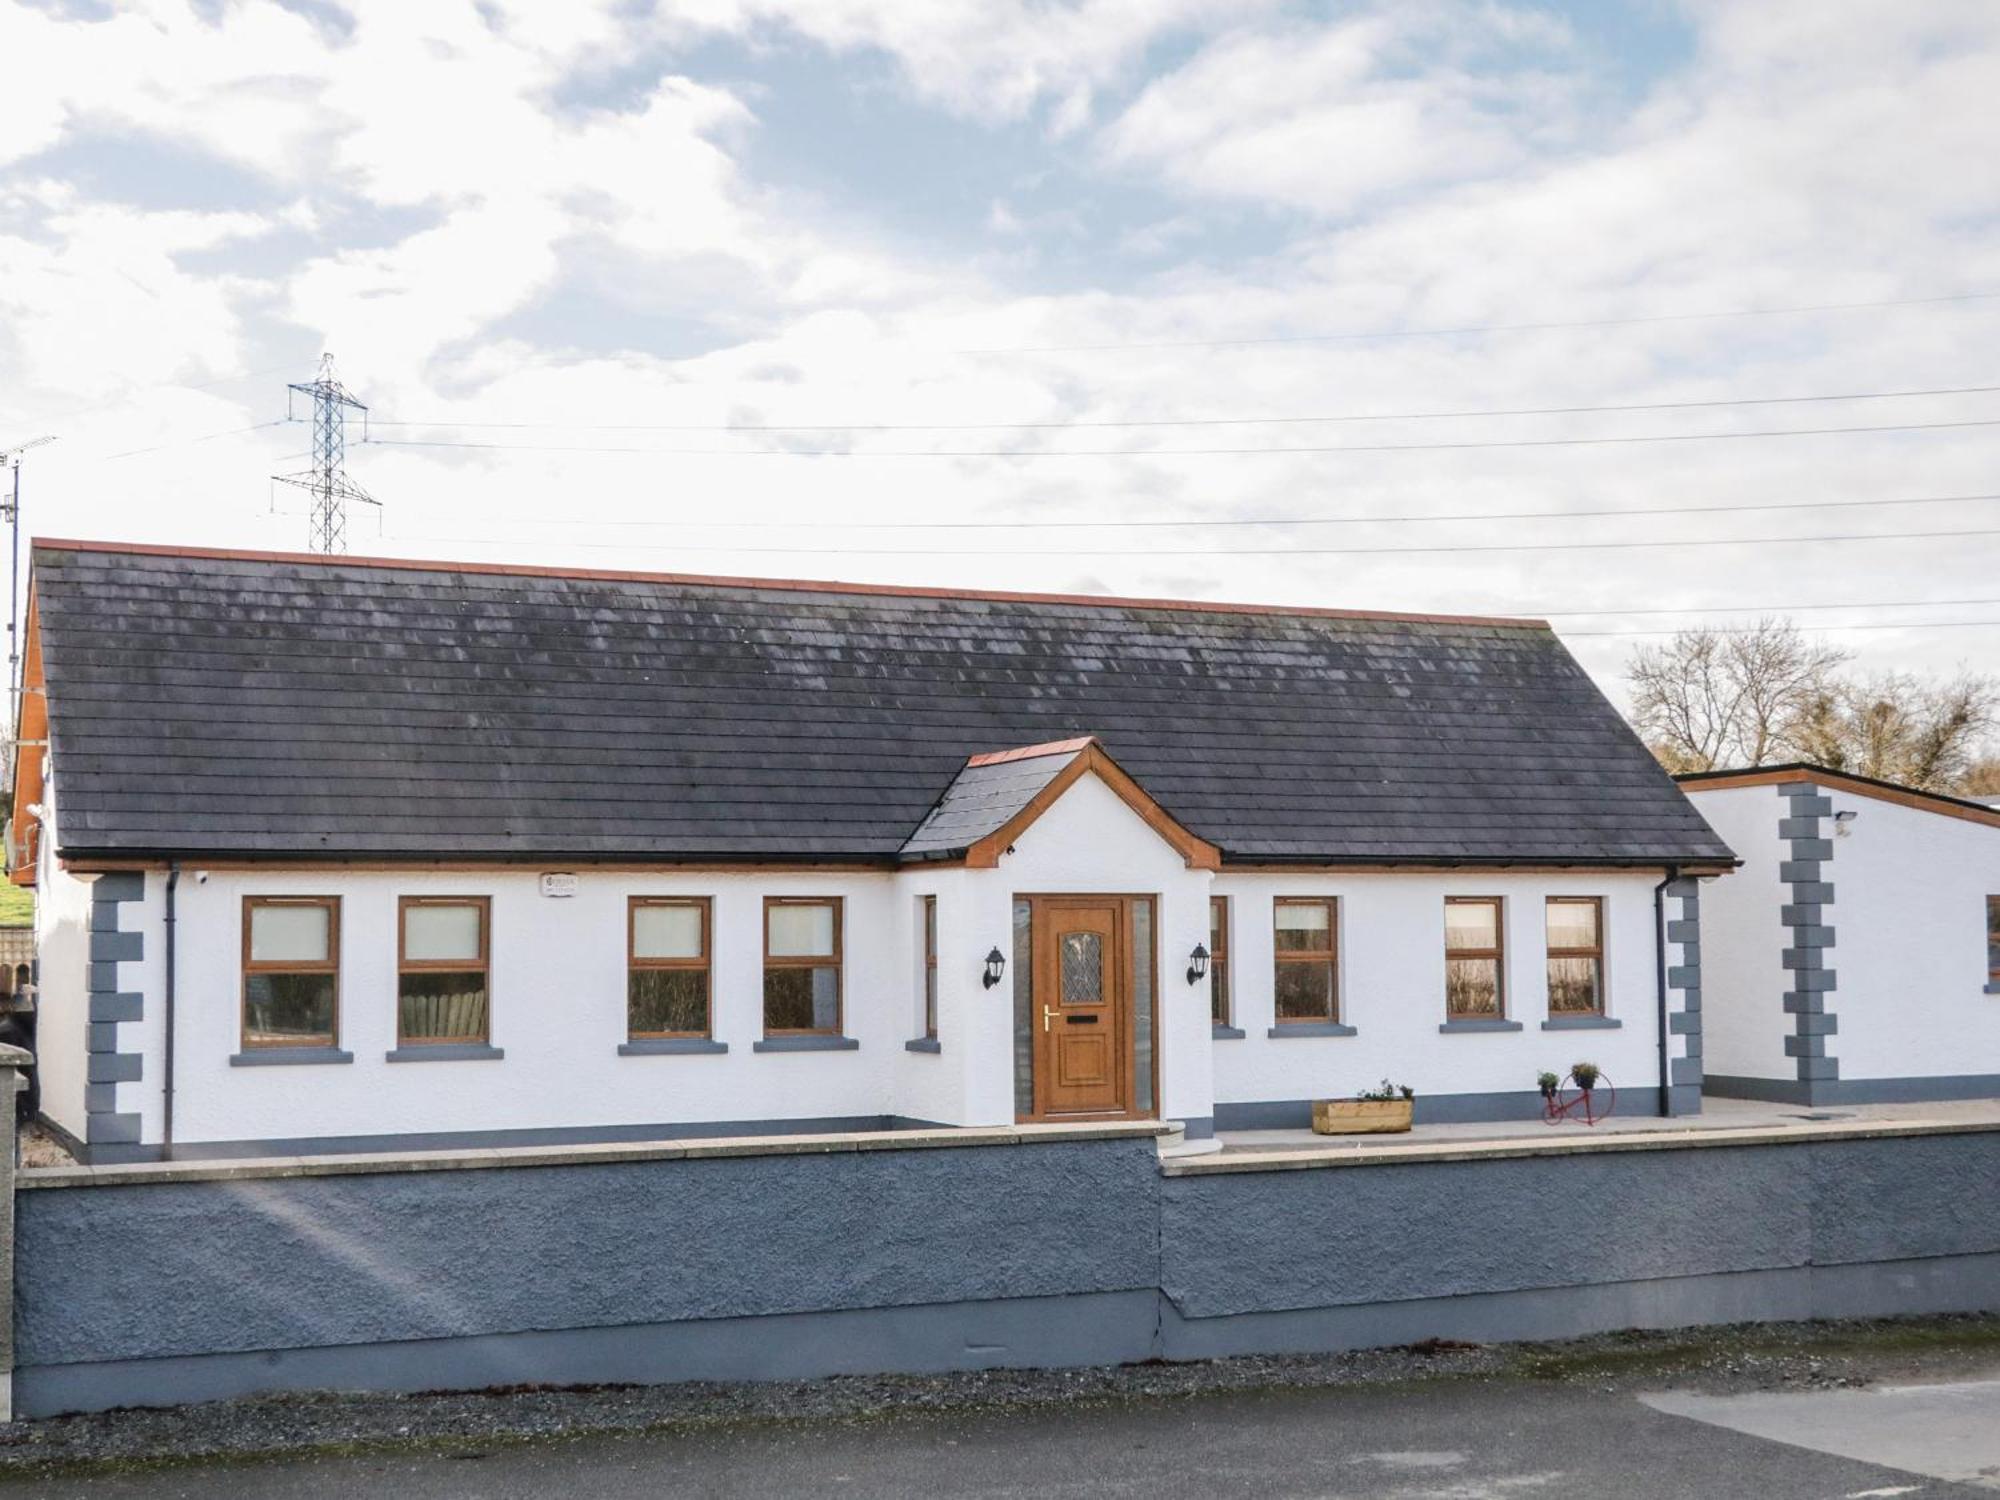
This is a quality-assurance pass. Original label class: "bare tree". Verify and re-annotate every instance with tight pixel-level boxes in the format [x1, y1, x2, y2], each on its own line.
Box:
[1624, 618, 1849, 773]
[1788, 671, 1999, 792]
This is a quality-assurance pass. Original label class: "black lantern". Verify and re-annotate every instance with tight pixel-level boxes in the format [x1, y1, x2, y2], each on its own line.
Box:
[1186, 942, 1210, 986]
[982, 947, 1006, 990]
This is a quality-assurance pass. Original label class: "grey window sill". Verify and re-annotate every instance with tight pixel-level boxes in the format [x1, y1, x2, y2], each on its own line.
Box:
[1266, 1022, 1357, 1038]
[753, 1035, 860, 1053]
[904, 1038, 941, 1054]
[1541, 1016, 1622, 1030]
[385, 1043, 505, 1062]
[1986, 982, 2000, 995]
[1439, 1019, 1524, 1034]
[230, 1046, 353, 1067]
[619, 1038, 727, 1056]
[1212, 1024, 1246, 1040]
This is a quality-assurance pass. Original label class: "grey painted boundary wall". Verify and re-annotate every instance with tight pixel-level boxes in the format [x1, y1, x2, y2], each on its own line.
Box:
[14, 1128, 2000, 1417]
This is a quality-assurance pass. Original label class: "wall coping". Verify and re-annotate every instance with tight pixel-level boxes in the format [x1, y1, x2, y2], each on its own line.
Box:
[19, 1120, 1174, 1190]
[1161, 1116, 2000, 1177]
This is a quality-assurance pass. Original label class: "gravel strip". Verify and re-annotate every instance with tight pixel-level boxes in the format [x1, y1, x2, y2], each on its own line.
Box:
[0, 1313, 1995, 1478]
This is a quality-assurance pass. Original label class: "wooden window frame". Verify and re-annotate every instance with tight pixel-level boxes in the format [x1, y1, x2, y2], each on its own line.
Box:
[1545, 896, 1606, 1017]
[627, 897, 713, 1040]
[1209, 895, 1232, 1026]
[1272, 896, 1338, 1025]
[763, 896, 844, 1037]
[241, 896, 340, 1051]
[396, 895, 492, 1047]
[1988, 895, 2000, 985]
[921, 895, 939, 1040]
[1445, 896, 1506, 1020]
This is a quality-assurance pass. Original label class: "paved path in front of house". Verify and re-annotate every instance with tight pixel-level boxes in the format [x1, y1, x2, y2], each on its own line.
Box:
[19, 1372, 2000, 1498]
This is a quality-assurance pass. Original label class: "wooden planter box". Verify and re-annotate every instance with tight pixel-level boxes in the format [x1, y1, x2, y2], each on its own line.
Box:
[1312, 1097, 1414, 1135]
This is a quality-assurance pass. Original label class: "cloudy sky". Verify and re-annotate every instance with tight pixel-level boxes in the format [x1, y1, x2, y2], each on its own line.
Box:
[2, 0, 1997, 697]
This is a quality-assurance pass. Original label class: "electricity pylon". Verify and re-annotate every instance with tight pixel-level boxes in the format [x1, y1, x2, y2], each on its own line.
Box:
[272, 354, 378, 554]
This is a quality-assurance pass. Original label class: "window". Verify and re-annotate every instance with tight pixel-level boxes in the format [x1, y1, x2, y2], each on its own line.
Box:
[920, 896, 939, 1039]
[1273, 898, 1337, 1023]
[242, 897, 339, 1048]
[629, 898, 711, 1038]
[765, 897, 842, 1035]
[1445, 897, 1505, 1018]
[1546, 898, 1604, 1016]
[398, 897, 490, 1046]
[1989, 895, 1999, 985]
[1209, 896, 1232, 1025]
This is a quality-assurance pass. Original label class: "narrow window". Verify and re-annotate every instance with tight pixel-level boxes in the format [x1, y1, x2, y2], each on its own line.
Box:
[1988, 895, 1999, 985]
[1445, 897, 1505, 1019]
[398, 897, 491, 1046]
[1546, 897, 1605, 1016]
[629, 898, 711, 1038]
[922, 895, 939, 1039]
[1209, 895, 1232, 1026]
[765, 897, 842, 1035]
[242, 897, 339, 1048]
[1273, 897, 1337, 1023]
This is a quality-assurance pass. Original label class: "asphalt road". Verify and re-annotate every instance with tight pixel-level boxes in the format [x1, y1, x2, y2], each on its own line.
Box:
[15, 1374, 1998, 1499]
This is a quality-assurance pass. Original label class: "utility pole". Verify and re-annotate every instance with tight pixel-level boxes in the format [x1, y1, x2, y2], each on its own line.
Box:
[272, 354, 377, 554]
[1, 435, 54, 795]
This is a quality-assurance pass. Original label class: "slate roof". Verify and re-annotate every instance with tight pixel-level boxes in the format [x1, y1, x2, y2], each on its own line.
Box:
[900, 741, 1090, 861]
[29, 541, 1736, 867]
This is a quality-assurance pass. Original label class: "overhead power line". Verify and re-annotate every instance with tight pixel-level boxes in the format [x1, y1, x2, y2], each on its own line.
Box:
[959, 289, 2000, 355]
[424, 490, 2000, 534]
[1535, 595, 2000, 618]
[1564, 617, 2000, 638]
[365, 415, 2000, 459]
[386, 524, 2000, 560]
[366, 381, 2000, 434]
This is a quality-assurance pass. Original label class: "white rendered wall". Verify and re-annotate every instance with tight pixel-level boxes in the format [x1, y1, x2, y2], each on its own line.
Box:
[1209, 870, 1670, 1108]
[158, 866, 974, 1150]
[1815, 788, 2000, 1081]
[956, 772, 1216, 1128]
[28, 780, 90, 1140]
[1683, 786, 1792, 1083]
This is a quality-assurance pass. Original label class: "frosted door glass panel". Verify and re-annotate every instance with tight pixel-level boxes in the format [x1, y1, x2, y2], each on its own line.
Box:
[250, 905, 329, 963]
[404, 904, 482, 961]
[769, 904, 835, 956]
[634, 905, 704, 958]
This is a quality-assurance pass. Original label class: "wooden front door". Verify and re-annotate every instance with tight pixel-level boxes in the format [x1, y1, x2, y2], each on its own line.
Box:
[1029, 897, 1133, 1118]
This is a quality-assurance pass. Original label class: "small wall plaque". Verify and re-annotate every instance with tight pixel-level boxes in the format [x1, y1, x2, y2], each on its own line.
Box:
[540, 873, 579, 898]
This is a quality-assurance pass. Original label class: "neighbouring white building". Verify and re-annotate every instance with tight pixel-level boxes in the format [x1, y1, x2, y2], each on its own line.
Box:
[12, 540, 1733, 1161]
[1680, 765, 2000, 1106]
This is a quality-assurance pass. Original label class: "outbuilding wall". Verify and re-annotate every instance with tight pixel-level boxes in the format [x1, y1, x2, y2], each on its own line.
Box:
[1686, 778, 2000, 1103]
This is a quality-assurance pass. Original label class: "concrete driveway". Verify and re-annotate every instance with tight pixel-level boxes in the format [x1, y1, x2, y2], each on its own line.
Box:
[17, 1372, 1999, 1498]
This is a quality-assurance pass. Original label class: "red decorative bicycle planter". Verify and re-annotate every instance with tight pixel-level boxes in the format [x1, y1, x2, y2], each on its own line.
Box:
[1539, 1065, 1615, 1126]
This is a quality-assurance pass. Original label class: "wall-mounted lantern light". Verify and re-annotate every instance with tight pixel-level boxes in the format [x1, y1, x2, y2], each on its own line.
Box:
[1186, 942, 1210, 986]
[982, 947, 1006, 990]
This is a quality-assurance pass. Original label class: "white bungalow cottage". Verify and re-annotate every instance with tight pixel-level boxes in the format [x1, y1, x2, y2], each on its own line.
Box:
[1678, 765, 2000, 1105]
[11, 540, 1733, 1161]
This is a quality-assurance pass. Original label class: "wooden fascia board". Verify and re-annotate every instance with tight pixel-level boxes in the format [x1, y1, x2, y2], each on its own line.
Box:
[1682, 768, 2000, 833]
[963, 744, 1222, 871]
[8, 590, 45, 888]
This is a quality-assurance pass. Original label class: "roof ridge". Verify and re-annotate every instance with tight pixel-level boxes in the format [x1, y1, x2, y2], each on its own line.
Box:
[30, 536, 1553, 632]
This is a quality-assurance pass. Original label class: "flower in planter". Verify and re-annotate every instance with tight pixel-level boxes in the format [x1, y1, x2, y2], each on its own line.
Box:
[1570, 1060, 1601, 1091]
[1356, 1078, 1415, 1102]
[1537, 1070, 1561, 1098]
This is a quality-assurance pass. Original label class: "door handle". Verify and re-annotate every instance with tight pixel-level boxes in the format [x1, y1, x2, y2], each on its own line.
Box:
[1042, 1004, 1055, 1033]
